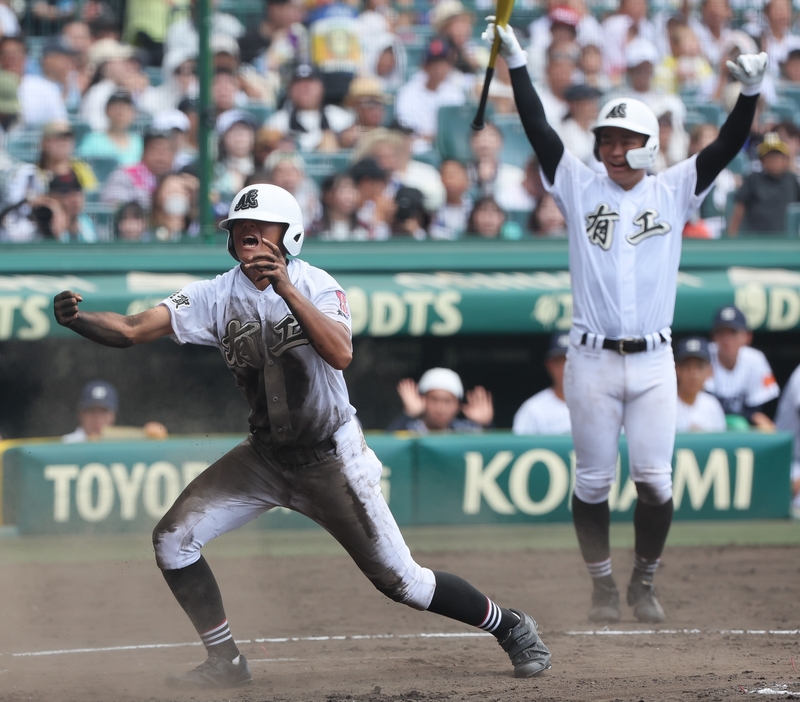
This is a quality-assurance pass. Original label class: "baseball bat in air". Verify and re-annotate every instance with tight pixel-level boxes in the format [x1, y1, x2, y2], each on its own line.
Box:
[471, 0, 516, 131]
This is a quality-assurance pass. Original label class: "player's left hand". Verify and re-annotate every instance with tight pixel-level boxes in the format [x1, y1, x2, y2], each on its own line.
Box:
[462, 386, 494, 426]
[243, 238, 292, 292]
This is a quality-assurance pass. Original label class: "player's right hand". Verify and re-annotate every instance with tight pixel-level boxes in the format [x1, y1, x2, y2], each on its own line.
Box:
[481, 16, 527, 68]
[53, 290, 83, 326]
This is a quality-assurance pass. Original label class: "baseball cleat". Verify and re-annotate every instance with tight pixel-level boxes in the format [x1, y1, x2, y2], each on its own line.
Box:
[627, 578, 665, 623]
[498, 609, 552, 678]
[588, 579, 621, 623]
[165, 653, 253, 689]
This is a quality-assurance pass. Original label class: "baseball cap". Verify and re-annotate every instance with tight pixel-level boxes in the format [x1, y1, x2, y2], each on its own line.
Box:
[546, 332, 570, 358]
[106, 89, 133, 108]
[418, 368, 464, 400]
[152, 108, 191, 133]
[210, 33, 240, 58]
[42, 120, 74, 138]
[757, 132, 791, 158]
[215, 108, 257, 137]
[88, 38, 135, 66]
[350, 157, 389, 183]
[49, 169, 82, 194]
[675, 336, 711, 363]
[43, 35, 79, 56]
[425, 37, 456, 64]
[625, 38, 659, 68]
[548, 5, 581, 27]
[430, 0, 471, 31]
[78, 380, 118, 412]
[563, 83, 603, 102]
[712, 305, 748, 332]
[290, 63, 322, 84]
[344, 76, 390, 106]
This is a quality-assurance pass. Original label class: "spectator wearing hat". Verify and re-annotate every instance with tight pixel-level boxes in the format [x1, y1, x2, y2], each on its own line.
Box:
[139, 46, 198, 116]
[0, 35, 68, 127]
[430, 0, 483, 76]
[150, 108, 193, 171]
[101, 128, 176, 210]
[728, 132, 800, 236]
[40, 35, 82, 112]
[48, 168, 98, 242]
[431, 158, 473, 240]
[395, 37, 469, 154]
[266, 63, 355, 152]
[527, 4, 583, 86]
[706, 306, 780, 429]
[62, 379, 168, 443]
[513, 332, 572, 435]
[338, 76, 391, 149]
[780, 47, 800, 84]
[211, 109, 258, 218]
[164, 0, 244, 57]
[557, 83, 602, 165]
[600, 0, 660, 82]
[387, 368, 493, 434]
[209, 33, 277, 110]
[80, 38, 152, 131]
[310, 172, 368, 241]
[674, 336, 727, 433]
[360, 30, 407, 94]
[350, 156, 393, 239]
[351, 127, 447, 212]
[77, 89, 143, 167]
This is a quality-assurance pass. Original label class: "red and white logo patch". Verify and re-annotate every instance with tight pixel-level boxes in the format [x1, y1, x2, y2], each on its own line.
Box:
[336, 290, 350, 319]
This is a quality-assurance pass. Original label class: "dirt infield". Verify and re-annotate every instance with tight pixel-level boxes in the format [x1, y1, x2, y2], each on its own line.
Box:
[1, 528, 800, 702]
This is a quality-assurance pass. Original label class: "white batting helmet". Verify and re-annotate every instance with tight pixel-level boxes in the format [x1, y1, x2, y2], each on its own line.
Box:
[219, 184, 305, 260]
[592, 97, 660, 170]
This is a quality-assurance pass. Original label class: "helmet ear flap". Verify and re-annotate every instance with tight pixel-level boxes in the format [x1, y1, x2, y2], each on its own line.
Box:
[227, 230, 240, 262]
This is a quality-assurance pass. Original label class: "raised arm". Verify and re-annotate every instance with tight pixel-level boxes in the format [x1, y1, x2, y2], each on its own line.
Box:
[483, 21, 564, 185]
[54, 291, 174, 347]
[695, 52, 767, 195]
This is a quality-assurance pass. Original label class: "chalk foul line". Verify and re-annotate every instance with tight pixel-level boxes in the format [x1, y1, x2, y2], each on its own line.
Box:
[6, 628, 799, 658]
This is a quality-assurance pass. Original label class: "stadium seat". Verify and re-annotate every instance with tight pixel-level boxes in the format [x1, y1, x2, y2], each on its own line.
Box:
[241, 103, 272, 126]
[83, 202, 116, 241]
[495, 115, 532, 169]
[435, 104, 492, 163]
[778, 85, 800, 113]
[303, 151, 353, 186]
[69, 120, 91, 144]
[785, 202, 800, 238]
[6, 129, 41, 163]
[84, 156, 120, 183]
[412, 150, 441, 169]
[144, 66, 163, 88]
[762, 99, 799, 125]
[683, 101, 724, 127]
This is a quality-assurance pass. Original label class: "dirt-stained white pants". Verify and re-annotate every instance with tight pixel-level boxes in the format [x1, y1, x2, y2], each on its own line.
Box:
[153, 419, 436, 610]
[564, 339, 677, 506]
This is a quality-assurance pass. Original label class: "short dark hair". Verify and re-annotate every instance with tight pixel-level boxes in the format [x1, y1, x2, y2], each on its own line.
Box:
[0, 34, 26, 53]
[143, 129, 172, 149]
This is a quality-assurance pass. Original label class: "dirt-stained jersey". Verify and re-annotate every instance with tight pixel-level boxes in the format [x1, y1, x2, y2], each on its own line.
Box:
[543, 150, 712, 339]
[161, 259, 355, 446]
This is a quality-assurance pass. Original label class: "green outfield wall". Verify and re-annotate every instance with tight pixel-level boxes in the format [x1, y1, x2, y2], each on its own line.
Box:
[0, 432, 791, 535]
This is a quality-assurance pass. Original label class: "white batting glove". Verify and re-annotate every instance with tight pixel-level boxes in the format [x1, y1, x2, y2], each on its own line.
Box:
[481, 16, 527, 69]
[726, 51, 768, 96]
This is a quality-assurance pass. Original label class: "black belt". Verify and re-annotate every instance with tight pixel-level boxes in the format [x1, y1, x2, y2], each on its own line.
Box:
[249, 427, 336, 464]
[580, 333, 665, 355]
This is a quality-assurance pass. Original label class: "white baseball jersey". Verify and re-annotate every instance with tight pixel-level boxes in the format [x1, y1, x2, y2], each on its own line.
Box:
[775, 364, 800, 504]
[512, 388, 572, 435]
[543, 150, 711, 339]
[161, 259, 355, 446]
[705, 343, 780, 415]
[676, 391, 727, 433]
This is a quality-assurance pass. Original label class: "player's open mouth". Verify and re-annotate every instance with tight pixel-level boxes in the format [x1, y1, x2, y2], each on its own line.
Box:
[241, 233, 259, 248]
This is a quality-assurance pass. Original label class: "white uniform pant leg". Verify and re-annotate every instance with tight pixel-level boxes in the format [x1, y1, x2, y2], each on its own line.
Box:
[622, 346, 677, 505]
[289, 419, 436, 611]
[153, 438, 284, 570]
[564, 345, 626, 504]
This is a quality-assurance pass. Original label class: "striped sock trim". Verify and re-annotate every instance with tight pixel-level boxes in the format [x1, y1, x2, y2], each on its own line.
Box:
[201, 620, 233, 647]
[634, 555, 660, 576]
[477, 599, 502, 633]
[586, 558, 613, 579]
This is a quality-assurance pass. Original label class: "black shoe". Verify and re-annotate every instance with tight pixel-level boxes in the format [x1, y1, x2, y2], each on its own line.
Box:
[627, 578, 665, 623]
[588, 580, 621, 623]
[165, 654, 252, 689]
[498, 609, 552, 678]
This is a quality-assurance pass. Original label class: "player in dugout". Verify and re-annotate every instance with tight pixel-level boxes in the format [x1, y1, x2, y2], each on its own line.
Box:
[482, 16, 767, 623]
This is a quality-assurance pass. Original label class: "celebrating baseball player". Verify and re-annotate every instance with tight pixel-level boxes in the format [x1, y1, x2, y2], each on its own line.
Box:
[53, 184, 551, 689]
[483, 19, 767, 622]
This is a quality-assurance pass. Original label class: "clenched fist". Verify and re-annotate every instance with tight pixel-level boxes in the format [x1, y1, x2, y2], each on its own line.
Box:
[53, 290, 83, 327]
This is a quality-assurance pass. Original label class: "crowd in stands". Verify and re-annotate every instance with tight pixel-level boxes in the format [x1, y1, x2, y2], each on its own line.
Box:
[2, 0, 800, 242]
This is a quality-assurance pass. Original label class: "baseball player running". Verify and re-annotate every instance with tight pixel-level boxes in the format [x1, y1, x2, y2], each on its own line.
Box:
[53, 184, 551, 688]
[484, 19, 767, 622]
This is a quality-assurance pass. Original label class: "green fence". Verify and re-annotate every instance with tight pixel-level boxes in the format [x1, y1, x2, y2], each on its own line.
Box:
[1, 432, 791, 535]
